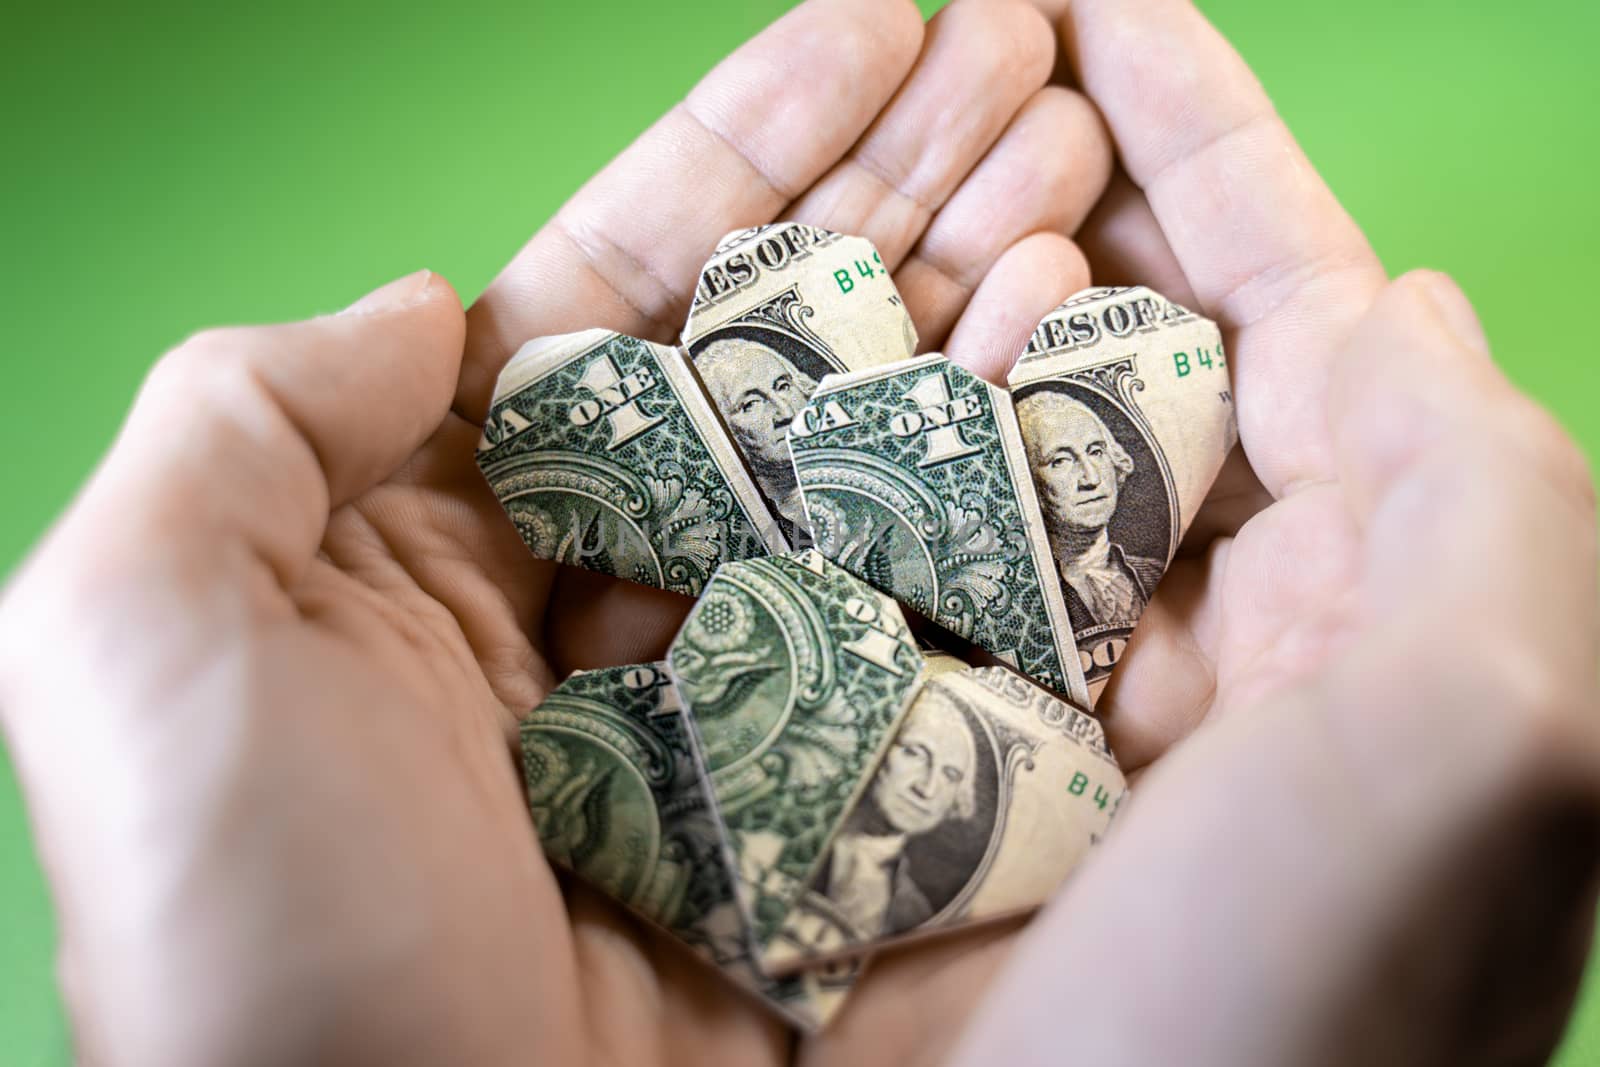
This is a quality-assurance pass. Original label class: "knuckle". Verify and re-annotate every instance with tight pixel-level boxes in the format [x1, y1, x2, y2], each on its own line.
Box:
[148, 327, 261, 400]
[1484, 654, 1596, 772]
[170, 325, 248, 364]
[155, 327, 241, 384]
[1389, 268, 1442, 299]
[1511, 397, 1594, 512]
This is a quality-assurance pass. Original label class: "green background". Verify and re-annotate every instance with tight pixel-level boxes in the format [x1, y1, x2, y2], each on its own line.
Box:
[1, 0, 1595, 1061]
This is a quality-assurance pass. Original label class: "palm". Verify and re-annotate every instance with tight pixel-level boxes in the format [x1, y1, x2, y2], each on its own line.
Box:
[286, 0, 1401, 1062]
[6, 3, 1589, 1064]
[1107, 480, 1359, 769]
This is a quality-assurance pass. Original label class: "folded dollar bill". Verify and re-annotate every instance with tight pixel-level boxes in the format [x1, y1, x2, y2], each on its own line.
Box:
[477, 329, 784, 595]
[1010, 286, 1238, 702]
[517, 551, 1128, 1026]
[765, 665, 1125, 970]
[483, 247, 1233, 1030]
[477, 224, 918, 592]
[788, 354, 1090, 705]
[789, 287, 1237, 707]
[519, 659, 855, 1030]
[683, 223, 919, 544]
[669, 549, 925, 955]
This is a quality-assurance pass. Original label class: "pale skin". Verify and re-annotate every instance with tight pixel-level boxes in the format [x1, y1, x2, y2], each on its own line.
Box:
[0, 2, 1596, 1066]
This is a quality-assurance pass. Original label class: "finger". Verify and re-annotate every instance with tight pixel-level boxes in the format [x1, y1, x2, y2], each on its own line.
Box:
[1092, 548, 1226, 771]
[458, 0, 926, 422]
[1077, 174, 1280, 548]
[954, 441, 1599, 1067]
[1074, 168, 1197, 308]
[1104, 273, 1598, 765]
[953, 647, 1600, 1066]
[1178, 445, 1272, 554]
[894, 85, 1112, 349]
[1063, 0, 1388, 496]
[1329, 271, 1599, 693]
[941, 231, 1090, 384]
[96, 271, 465, 591]
[562, 881, 788, 1066]
[786, 0, 1056, 272]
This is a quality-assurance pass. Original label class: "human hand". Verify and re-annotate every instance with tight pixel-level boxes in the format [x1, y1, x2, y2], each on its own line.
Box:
[2, 3, 1595, 1067]
[813, 3, 1600, 1066]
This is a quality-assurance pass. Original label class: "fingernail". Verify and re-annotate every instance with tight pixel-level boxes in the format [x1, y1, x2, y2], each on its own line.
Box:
[1420, 271, 1490, 357]
[341, 270, 435, 315]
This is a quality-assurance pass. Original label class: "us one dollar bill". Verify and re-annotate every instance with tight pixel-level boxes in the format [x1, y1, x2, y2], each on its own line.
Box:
[668, 549, 925, 960]
[1009, 286, 1237, 703]
[682, 223, 918, 545]
[765, 665, 1125, 970]
[788, 354, 1089, 706]
[519, 660, 855, 1030]
[477, 329, 784, 596]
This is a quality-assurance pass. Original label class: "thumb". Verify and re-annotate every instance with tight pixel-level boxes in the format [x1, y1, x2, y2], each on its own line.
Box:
[75, 270, 465, 592]
[948, 273, 1600, 1067]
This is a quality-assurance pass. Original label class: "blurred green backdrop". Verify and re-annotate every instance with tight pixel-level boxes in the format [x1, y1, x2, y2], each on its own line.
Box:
[1, 0, 1596, 1062]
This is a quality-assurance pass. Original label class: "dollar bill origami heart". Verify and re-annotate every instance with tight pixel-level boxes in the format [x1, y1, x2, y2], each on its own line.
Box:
[476, 222, 1237, 1029]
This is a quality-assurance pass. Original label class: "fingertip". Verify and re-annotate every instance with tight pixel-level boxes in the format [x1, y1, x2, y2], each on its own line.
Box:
[1025, 85, 1115, 215]
[1013, 0, 1060, 79]
[414, 271, 470, 364]
[1325, 276, 1473, 509]
[690, 0, 927, 164]
[944, 231, 1090, 383]
[998, 85, 1113, 217]
[873, 0, 929, 67]
[950, 0, 1056, 91]
[338, 269, 467, 360]
[1368, 271, 1490, 368]
[1031, 0, 1073, 27]
[341, 269, 436, 316]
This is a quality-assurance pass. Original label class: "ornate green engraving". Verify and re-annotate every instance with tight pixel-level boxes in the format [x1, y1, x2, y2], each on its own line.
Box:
[669, 550, 924, 947]
[520, 662, 844, 1029]
[478, 330, 777, 597]
[789, 355, 1080, 697]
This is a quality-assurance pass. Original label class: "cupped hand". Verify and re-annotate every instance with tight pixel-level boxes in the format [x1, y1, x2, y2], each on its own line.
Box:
[2, 2, 1596, 1066]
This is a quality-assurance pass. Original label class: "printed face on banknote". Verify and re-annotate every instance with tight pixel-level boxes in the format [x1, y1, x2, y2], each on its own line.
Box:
[868, 687, 978, 836]
[818, 685, 986, 938]
[1008, 286, 1236, 702]
[684, 223, 919, 544]
[788, 354, 1089, 704]
[1014, 385, 1169, 635]
[696, 337, 818, 524]
[1018, 392, 1129, 534]
[768, 666, 1124, 970]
